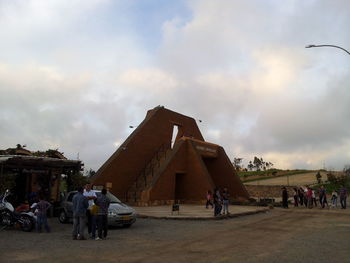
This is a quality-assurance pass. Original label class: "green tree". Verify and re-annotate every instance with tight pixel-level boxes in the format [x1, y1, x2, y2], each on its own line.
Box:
[326, 167, 350, 190]
[66, 172, 89, 192]
[253, 156, 263, 171]
[247, 161, 254, 171]
[232, 158, 243, 170]
[267, 162, 274, 169]
[85, 169, 96, 178]
[344, 165, 350, 176]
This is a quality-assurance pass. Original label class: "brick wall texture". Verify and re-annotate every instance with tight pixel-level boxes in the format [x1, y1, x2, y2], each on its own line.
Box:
[92, 106, 249, 205]
[245, 185, 295, 198]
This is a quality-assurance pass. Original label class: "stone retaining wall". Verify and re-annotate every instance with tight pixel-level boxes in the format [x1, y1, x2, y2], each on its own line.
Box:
[245, 185, 295, 198]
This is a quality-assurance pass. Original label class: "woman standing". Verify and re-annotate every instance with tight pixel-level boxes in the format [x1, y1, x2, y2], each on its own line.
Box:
[293, 188, 299, 207]
[307, 187, 313, 209]
[213, 188, 222, 216]
[312, 188, 317, 207]
[205, 190, 213, 209]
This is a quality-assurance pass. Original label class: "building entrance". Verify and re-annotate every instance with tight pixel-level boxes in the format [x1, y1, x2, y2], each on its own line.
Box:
[175, 173, 186, 201]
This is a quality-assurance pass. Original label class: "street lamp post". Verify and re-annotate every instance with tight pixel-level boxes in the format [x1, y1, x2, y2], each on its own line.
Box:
[305, 44, 350, 55]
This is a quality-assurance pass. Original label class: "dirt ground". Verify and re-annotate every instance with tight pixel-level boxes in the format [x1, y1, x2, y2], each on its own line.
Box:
[244, 171, 328, 186]
[1, 207, 349, 263]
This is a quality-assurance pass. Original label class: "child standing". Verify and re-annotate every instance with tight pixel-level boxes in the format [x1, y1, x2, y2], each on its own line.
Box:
[205, 190, 213, 209]
[35, 195, 51, 233]
[331, 190, 338, 208]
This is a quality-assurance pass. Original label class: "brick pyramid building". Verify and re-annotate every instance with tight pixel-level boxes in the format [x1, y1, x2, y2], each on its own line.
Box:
[92, 106, 249, 205]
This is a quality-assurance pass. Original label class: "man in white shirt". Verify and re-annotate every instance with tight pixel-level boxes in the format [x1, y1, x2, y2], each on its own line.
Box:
[83, 183, 97, 238]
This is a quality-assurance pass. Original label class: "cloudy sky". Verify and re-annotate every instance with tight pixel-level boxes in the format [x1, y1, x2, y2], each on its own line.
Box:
[1, 0, 349, 171]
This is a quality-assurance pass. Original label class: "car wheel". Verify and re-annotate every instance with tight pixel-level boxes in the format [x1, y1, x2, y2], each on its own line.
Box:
[123, 224, 132, 228]
[59, 210, 68, 224]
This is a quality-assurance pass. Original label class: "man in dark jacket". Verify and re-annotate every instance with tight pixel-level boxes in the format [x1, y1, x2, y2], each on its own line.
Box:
[282, 187, 289, 208]
[72, 186, 89, 240]
[213, 188, 222, 216]
[95, 188, 110, 240]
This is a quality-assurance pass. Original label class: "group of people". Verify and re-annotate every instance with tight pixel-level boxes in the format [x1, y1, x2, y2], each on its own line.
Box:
[72, 184, 110, 241]
[24, 183, 110, 240]
[206, 188, 230, 216]
[282, 185, 348, 209]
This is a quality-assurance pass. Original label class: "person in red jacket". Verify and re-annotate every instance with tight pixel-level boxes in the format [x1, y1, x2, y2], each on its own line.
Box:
[306, 186, 313, 209]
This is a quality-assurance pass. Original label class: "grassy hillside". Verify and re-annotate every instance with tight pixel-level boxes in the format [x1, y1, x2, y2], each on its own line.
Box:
[238, 169, 315, 183]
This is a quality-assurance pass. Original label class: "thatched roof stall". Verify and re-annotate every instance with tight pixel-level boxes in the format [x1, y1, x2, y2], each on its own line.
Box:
[0, 147, 83, 206]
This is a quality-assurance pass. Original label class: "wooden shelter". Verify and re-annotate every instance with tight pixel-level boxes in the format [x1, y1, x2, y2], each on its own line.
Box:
[0, 146, 83, 204]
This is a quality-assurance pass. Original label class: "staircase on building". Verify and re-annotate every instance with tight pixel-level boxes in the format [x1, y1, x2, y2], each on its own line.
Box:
[125, 143, 173, 206]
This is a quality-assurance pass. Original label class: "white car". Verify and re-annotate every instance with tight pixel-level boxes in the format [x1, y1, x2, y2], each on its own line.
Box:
[58, 190, 137, 227]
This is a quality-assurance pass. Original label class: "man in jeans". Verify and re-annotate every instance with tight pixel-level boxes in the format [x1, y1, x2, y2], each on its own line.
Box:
[339, 185, 348, 209]
[35, 195, 51, 233]
[222, 188, 230, 214]
[72, 186, 89, 240]
[95, 188, 110, 240]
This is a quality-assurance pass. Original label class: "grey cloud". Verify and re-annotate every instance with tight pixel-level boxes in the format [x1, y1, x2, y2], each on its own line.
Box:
[1, 0, 350, 171]
[238, 71, 350, 167]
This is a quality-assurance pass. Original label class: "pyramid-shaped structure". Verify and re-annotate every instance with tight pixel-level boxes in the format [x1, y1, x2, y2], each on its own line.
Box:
[92, 106, 249, 205]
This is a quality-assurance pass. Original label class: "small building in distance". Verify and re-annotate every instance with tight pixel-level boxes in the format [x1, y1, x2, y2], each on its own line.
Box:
[92, 106, 249, 206]
[0, 145, 83, 205]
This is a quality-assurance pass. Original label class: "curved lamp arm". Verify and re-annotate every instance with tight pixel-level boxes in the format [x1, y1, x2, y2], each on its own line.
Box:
[306, 44, 350, 56]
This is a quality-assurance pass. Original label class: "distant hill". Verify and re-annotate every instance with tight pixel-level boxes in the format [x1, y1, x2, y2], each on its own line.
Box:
[240, 169, 330, 186]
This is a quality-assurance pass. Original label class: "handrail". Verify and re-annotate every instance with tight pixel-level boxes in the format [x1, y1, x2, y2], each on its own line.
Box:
[145, 140, 184, 190]
[125, 143, 171, 202]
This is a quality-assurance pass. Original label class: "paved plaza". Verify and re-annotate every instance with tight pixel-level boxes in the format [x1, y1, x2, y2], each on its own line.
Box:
[135, 204, 269, 219]
[1, 206, 349, 263]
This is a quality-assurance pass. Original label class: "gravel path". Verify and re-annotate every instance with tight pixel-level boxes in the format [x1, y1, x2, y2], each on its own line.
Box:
[1, 207, 349, 263]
